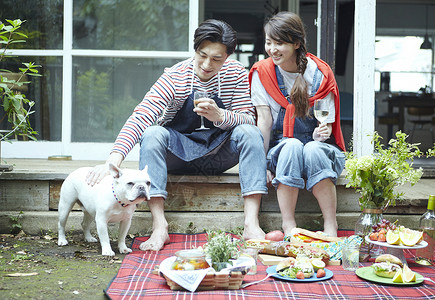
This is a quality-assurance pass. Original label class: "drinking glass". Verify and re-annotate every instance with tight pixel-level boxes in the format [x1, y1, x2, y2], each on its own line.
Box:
[194, 91, 210, 130]
[240, 247, 258, 275]
[314, 99, 330, 124]
[342, 244, 360, 271]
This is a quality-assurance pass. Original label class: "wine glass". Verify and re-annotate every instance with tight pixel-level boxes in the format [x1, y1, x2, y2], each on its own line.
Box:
[194, 91, 210, 130]
[313, 99, 330, 125]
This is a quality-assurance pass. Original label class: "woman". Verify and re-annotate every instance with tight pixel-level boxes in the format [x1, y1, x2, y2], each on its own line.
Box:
[249, 11, 346, 237]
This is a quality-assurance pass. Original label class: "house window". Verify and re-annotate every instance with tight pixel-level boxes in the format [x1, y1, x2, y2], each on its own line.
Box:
[375, 36, 433, 92]
[0, 0, 193, 160]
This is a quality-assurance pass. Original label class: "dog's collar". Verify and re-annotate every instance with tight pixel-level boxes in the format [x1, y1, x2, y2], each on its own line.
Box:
[112, 183, 129, 207]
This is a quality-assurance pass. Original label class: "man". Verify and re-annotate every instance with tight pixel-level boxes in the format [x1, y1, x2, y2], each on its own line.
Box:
[86, 19, 267, 251]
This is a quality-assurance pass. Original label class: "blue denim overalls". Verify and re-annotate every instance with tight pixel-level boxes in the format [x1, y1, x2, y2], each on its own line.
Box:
[267, 66, 345, 191]
[164, 91, 231, 162]
[269, 65, 319, 148]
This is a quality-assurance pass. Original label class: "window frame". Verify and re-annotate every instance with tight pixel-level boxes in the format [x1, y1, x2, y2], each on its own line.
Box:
[2, 0, 199, 161]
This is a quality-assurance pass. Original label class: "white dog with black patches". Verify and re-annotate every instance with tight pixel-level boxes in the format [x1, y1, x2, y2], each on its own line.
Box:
[57, 164, 150, 256]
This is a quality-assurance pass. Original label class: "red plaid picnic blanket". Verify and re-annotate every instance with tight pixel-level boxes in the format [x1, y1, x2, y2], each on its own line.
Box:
[105, 231, 435, 300]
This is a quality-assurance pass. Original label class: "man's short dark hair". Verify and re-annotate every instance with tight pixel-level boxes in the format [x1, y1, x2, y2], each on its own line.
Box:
[193, 19, 237, 55]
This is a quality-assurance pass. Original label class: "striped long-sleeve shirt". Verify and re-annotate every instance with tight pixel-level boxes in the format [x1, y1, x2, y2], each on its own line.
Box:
[112, 58, 256, 158]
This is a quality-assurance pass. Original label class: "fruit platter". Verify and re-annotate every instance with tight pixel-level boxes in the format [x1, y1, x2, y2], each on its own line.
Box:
[365, 219, 428, 265]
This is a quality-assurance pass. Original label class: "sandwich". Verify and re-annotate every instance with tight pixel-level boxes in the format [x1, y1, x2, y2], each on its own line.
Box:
[290, 228, 343, 243]
[246, 239, 330, 263]
[276, 257, 296, 272]
[372, 254, 403, 278]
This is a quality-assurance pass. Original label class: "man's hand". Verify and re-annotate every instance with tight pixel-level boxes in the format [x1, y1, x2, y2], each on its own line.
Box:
[193, 98, 225, 122]
[86, 152, 123, 186]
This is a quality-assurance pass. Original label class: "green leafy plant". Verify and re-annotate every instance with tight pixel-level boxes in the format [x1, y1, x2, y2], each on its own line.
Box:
[9, 211, 23, 234]
[345, 131, 434, 211]
[0, 19, 40, 141]
[204, 230, 243, 266]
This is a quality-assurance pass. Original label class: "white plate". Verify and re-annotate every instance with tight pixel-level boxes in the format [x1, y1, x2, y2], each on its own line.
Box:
[365, 236, 428, 249]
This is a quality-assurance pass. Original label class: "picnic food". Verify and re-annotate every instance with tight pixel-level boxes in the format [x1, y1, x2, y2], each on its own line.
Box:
[399, 228, 423, 247]
[171, 250, 210, 271]
[310, 258, 326, 271]
[317, 268, 326, 278]
[402, 264, 416, 282]
[246, 240, 330, 263]
[277, 255, 315, 279]
[276, 257, 296, 272]
[265, 230, 285, 241]
[372, 254, 403, 278]
[391, 264, 417, 283]
[290, 228, 343, 243]
[369, 222, 424, 247]
[375, 254, 403, 267]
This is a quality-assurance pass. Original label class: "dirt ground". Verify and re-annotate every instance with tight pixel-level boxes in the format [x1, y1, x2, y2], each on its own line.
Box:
[0, 231, 131, 300]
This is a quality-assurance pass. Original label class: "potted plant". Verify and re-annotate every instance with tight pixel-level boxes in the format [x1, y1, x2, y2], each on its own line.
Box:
[0, 19, 40, 170]
[345, 131, 434, 236]
[203, 230, 243, 272]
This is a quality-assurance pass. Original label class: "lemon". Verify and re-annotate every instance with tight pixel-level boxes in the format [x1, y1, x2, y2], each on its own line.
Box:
[399, 229, 423, 247]
[392, 269, 403, 283]
[310, 258, 325, 271]
[386, 230, 400, 245]
[402, 264, 416, 282]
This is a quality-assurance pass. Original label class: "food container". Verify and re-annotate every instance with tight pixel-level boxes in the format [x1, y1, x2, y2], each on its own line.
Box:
[171, 249, 210, 271]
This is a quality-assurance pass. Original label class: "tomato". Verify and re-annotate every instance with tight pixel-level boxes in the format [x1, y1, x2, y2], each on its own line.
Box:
[317, 269, 326, 278]
[378, 233, 387, 242]
[296, 271, 305, 280]
[369, 232, 379, 241]
[265, 230, 285, 241]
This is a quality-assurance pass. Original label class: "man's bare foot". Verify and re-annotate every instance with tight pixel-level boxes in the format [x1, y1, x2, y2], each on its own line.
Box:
[139, 230, 170, 251]
[243, 225, 265, 241]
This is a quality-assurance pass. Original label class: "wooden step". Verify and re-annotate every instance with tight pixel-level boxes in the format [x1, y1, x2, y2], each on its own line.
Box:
[0, 158, 432, 234]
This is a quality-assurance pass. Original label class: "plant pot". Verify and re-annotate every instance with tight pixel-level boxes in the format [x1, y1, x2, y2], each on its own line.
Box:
[354, 208, 383, 236]
[212, 261, 231, 272]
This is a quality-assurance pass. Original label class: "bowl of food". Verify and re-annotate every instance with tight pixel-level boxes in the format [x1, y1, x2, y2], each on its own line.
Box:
[171, 249, 210, 271]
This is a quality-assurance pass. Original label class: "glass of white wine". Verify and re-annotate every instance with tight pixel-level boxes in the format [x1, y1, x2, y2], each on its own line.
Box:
[193, 91, 210, 130]
[314, 99, 329, 124]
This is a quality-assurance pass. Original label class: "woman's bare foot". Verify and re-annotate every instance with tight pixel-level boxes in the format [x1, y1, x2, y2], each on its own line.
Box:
[139, 229, 170, 251]
[243, 225, 265, 241]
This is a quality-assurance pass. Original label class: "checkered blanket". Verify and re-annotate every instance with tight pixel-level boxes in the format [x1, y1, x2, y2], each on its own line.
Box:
[104, 231, 435, 300]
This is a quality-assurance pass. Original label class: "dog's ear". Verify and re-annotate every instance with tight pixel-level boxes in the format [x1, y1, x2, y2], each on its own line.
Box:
[142, 165, 148, 173]
[108, 163, 122, 179]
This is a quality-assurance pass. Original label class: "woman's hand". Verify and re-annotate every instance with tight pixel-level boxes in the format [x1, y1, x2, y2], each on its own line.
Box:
[193, 98, 225, 122]
[267, 170, 275, 185]
[313, 123, 332, 142]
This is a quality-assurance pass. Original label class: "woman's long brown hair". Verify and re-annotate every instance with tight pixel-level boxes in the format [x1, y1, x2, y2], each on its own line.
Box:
[264, 11, 310, 118]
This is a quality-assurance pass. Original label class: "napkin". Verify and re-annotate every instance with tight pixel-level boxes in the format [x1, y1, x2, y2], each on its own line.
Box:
[159, 256, 213, 292]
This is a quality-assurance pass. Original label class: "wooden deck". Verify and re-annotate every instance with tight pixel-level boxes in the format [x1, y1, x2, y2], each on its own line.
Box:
[0, 158, 433, 235]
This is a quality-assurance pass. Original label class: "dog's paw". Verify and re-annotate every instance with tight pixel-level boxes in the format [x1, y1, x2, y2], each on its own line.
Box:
[85, 236, 98, 243]
[119, 247, 132, 254]
[58, 239, 68, 246]
[102, 248, 116, 256]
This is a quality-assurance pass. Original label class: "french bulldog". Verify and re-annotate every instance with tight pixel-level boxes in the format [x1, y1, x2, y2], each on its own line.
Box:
[57, 163, 150, 256]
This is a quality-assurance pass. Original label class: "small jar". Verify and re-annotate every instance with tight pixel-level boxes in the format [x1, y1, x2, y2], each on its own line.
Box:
[172, 249, 210, 271]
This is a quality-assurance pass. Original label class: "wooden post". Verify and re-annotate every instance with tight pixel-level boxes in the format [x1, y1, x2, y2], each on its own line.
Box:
[354, 0, 376, 157]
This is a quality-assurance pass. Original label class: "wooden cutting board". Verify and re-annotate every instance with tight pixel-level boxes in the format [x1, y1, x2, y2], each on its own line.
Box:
[258, 254, 286, 266]
[258, 254, 341, 266]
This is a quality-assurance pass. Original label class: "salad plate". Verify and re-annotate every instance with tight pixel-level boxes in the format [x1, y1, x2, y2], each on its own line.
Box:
[266, 265, 333, 282]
